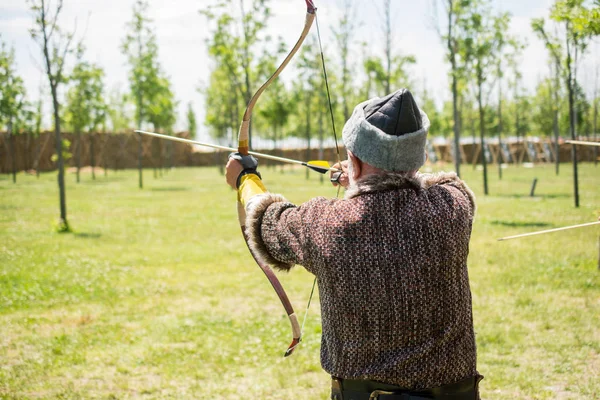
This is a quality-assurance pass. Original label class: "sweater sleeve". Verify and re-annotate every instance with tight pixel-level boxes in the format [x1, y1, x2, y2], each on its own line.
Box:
[245, 193, 334, 273]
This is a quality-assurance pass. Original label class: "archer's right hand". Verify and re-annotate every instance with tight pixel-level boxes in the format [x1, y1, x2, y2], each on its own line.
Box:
[330, 160, 349, 189]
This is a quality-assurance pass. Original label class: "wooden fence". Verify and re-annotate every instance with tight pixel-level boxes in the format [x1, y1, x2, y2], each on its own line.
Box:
[0, 131, 598, 174]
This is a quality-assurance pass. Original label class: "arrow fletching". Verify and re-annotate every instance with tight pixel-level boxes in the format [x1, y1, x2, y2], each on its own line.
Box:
[303, 160, 332, 174]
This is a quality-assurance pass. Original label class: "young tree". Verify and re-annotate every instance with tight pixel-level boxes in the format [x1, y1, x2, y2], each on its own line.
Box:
[0, 38, 27, 184]
[297, 39, 321, 179]
[532, 0, 597, 207]
[332, 0, 357, 121]
[493, 13, 520, 180]
[462, 1, 505, 195]
[33, 94, 43, 178]
[593, 65, 599, 166]
[29, 0, 76, 231]
[434, 0, 474, 176]
[257, 39, 294, 170]
[202, 0, 273, 149]
[122, 0, 162, 189]
[147, 75, 177, 171]
[107, 88, 132, 132]
[64, 46, 106, 182]
[372, 0, 417, 94]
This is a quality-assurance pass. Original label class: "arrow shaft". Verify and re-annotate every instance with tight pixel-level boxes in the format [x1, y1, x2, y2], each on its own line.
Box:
[498, 221, 600, 241]
[565, 140, 600, 147]
[135, 130, 340, 172]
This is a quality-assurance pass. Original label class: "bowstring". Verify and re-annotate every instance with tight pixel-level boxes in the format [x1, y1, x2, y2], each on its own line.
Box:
[299, 4, 343, 340]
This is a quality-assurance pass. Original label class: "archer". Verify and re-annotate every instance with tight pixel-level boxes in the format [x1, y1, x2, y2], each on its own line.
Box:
[226, 89, 483, 400]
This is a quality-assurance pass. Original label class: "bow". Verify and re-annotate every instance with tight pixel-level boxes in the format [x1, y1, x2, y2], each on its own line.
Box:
[236, 0, 317, 358]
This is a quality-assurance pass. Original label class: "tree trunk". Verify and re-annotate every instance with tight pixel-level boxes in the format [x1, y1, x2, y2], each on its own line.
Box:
[478, 78, 489, 196]
[384, 0, 391, 95]
[52, 83, 68, 229]
[238, 0, 254, 149]
[105, 135, 110, 177]
[565, 30, 579, 208]
[76, 130, 81, 183]
[594, 95, 598, 167]
[447, 2, 461, 176]
[497, 68, 503, 180]
[25, 132, 31, 171]
[553, 61, 561, 175]
[153, 135, 157, 179]
[90, 133, 96, 180]
[471, 110, 477, 170]
[35, 134, 41, 178]
[167, 141, 173, 171]
[9, 119, 16, 184]
[138, 133, 143, 188]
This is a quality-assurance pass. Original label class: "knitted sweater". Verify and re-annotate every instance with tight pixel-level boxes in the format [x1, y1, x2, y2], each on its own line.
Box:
[246, 171, 478, 390]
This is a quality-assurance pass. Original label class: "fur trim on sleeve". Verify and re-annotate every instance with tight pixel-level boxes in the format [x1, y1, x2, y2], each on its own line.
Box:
[245, 193, 295, 271]
[420, 171, 477, 216]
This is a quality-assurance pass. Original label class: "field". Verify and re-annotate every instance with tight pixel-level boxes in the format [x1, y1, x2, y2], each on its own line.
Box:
[1, 163, 599, 399]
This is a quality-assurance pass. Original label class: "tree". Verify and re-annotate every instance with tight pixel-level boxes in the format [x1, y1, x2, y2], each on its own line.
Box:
[257, 38, 294, 170]
[33, 92, 43, 178]
[106, 88, 132, 132]
[122, 0, 162, 189]
[187, 102, 197, 139]
[461, 1, 505, 195]
[0, 38, 27, 184]
[64, 46, 106, 182]
[493, 13, 520, 180]
[201, 0, 273, 149]
[296, 38, 321, 179]
[332, 0, 357, 121]
[434, 0, 474, 176]
[29, 0, 76, 232]
[371, 0, 417, 94]
[593, 65, 599, 166]
[532, 0, 597, 207]
[418, 85, 443, 136]
[148, 75, 177, 172]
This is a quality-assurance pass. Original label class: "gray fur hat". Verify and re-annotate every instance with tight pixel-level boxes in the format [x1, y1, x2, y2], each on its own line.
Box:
[342, 89, 430, 172]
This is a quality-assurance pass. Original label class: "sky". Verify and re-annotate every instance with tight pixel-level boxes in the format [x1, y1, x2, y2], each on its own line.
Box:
[1, 0, 598, 142]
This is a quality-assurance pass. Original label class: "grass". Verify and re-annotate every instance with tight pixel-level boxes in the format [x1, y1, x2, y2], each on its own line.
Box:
[0, 163, 599, 399]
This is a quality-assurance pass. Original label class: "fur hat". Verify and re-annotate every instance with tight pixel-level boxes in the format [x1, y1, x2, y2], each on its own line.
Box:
[342, 89, 430, 172]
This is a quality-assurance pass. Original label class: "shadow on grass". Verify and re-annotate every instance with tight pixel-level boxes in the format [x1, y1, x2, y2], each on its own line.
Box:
[491, 220, 553, 228]
[81, 176, 128, 185]
[74, 232, 102, 239]
[150, 187, 190, 192]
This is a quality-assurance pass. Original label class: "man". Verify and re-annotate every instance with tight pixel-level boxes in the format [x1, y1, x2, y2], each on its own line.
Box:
[226, 89, 483, 399]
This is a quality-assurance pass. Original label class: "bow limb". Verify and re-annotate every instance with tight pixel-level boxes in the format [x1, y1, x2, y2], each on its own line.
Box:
[236, 1, 316, 358]
[238, 2, 316, 153]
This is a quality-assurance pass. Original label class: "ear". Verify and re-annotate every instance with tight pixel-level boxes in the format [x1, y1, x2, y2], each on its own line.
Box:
[348, 151, 362, 180]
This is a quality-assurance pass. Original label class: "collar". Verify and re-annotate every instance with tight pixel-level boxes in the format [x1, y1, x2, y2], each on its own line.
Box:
[344, 171, 463, 200]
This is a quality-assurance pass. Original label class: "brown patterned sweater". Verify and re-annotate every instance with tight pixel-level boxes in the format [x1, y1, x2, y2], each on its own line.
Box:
[245, 171, 478, 390]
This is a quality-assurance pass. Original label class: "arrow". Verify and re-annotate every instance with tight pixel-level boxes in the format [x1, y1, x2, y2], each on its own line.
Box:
[135, 130, 340, 175]
[565, 140, 600, 147]
[497, 220, 600, 241]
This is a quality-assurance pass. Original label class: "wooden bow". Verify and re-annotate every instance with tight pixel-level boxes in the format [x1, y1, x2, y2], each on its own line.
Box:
[236, 0, 317, 358]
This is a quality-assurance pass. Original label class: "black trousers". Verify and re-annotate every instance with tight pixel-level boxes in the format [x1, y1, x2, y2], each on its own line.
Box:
[331, 375, 483, 400]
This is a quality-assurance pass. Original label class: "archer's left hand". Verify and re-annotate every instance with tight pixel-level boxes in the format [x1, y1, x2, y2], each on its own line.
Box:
[226, 153, 261, 189]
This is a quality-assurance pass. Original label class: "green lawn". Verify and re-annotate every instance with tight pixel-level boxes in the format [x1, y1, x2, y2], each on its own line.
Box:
[1, 163, 599, 399]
